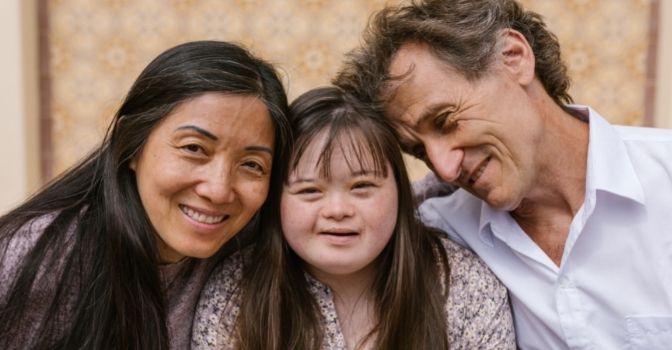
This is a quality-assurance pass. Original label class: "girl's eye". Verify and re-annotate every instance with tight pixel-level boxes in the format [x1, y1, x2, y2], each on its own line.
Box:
[297, 187, 320, 195]
[352, 181, 378, 193]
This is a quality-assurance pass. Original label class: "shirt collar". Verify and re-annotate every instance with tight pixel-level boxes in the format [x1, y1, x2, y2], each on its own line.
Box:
[476, 105, 645, 246]
[578, 105, 645, 205]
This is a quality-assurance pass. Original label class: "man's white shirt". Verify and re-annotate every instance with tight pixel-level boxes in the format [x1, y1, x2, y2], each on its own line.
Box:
[419, 106, 672, 349]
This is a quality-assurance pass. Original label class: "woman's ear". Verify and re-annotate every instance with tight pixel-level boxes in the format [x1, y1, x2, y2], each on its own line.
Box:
[129, 156, 137, 171]
[497, 29, 536, 86]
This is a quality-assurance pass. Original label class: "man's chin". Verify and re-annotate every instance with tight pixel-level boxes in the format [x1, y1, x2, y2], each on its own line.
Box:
[481, 190, 521, 212]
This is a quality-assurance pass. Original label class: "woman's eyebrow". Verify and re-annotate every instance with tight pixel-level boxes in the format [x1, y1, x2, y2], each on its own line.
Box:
[246, 145, 273, 156]
[175, 125, 218, 140]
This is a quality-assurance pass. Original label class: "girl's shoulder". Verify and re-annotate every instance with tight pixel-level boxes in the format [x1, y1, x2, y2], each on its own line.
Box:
[438, 236, 516, 348]
[438, 235, 504, 294]
[191, 246, 250, 349]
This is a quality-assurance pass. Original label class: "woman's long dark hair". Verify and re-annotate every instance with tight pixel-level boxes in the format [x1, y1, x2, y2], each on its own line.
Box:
[0, 40, 290, 350]
[237, 86, 449, 349]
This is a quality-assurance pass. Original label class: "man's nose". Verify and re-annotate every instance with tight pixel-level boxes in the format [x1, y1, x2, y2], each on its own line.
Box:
[426, 142, 464, 183]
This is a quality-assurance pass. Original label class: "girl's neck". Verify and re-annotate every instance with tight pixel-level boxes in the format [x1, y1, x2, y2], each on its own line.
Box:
[308, 264, 377, 349]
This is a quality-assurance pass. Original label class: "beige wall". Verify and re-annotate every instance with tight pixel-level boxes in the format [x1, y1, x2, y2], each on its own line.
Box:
[0, 0, 40, 215]
[1, 1, 671, 214]
[655, 0, 672, 128]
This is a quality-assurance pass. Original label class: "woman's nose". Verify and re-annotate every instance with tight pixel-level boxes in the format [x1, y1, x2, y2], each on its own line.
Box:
[195, 165, 236, 204]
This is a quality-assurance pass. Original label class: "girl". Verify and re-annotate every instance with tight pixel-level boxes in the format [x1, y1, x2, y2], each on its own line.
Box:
[0, 41, 290, 349]
[193, 86, 515, 349]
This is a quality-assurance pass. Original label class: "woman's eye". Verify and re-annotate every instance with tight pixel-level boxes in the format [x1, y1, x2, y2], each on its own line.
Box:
[182, 143, 204, 154]
[242, 161, 266, 174]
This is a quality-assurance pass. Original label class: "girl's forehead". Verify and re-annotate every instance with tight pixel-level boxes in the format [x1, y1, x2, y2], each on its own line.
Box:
[292, 128, 388, 179]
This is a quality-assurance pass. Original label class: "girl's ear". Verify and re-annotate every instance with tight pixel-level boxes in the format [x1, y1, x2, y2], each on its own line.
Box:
[497, 29, 535, 86]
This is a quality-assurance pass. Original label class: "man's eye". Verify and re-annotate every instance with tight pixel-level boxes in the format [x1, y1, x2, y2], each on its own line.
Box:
[412, 144, 427, 161]
[434, 114, 448, 129]
[435, 113, 459, 133]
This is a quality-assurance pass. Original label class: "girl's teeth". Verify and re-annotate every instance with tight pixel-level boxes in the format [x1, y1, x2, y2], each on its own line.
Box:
[181, 205, 225, 224]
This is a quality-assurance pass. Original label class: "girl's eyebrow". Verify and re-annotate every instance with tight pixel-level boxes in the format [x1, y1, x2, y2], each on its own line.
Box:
[287, 177, 316, 185]
[174, 125, 217, 140]
[351, 170, 377, 176]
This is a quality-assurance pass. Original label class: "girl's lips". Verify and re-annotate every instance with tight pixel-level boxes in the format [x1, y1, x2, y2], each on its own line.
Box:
[320, 231, 358, 236]
[319, 232, 359, 245]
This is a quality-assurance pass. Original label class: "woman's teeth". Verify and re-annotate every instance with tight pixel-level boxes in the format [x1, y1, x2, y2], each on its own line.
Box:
[180, 205, 226, 224]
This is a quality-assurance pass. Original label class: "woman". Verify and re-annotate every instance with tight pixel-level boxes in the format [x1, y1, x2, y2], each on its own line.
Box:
[193, 86, 515, 349]
[0, 40, 291, 349]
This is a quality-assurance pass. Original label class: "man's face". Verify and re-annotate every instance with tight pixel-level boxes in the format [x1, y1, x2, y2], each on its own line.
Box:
[385, 42, 544, 211]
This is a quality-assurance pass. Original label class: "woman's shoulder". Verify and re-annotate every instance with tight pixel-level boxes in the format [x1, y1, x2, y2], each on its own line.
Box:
[197, 246, 248, 311]
[1, 213, 61, 289]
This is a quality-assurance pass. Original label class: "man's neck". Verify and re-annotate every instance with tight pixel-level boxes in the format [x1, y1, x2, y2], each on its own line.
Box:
[512, 103, 590, 266]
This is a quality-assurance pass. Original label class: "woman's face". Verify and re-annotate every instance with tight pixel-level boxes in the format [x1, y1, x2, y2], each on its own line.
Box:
[131, 92, 275, 263]
[281, 132, 398, 281]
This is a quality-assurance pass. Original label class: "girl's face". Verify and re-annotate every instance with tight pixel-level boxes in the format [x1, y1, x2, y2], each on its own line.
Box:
[281, 131, 398, 280]
[131, 92, 275, 263]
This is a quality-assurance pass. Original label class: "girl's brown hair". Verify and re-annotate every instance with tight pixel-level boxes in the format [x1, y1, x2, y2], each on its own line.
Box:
[236, 86, 450, 349]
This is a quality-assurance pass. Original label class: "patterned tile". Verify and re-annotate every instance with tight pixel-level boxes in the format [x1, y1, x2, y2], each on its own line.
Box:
[46, 0, 653, 179]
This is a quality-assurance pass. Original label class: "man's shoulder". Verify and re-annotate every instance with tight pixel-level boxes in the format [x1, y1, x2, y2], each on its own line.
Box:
[419, 189, 482, 223]
[613, 125, 672, 173]
[418, 190, 483, 245]
[614, 124, 672, 143]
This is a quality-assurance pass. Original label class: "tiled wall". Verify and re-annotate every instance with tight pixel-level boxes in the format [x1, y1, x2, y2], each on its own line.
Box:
[43, 0, 656, 180]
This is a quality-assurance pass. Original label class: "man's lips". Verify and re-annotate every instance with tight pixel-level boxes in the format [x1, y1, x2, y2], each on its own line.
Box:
[465, 156, 491, 185]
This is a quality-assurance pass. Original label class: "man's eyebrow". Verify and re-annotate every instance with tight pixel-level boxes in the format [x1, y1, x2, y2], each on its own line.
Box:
[174, 125, 217, 141]
[413, 103, 453, 129]
[388, 121, 413, 148]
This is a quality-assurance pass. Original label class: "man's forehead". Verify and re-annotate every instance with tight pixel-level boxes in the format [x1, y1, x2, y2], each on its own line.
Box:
[384, 43, 444, 121]
[383, 73, 444, 129]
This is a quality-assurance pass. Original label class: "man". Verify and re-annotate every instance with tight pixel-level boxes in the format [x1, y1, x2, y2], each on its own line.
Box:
[334, 0, 672, 349]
